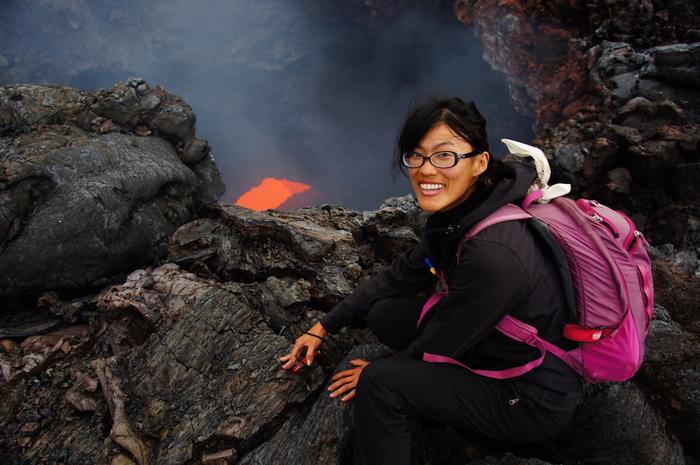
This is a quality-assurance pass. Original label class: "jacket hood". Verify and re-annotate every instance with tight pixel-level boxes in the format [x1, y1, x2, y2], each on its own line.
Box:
[423, 160, 537, 246]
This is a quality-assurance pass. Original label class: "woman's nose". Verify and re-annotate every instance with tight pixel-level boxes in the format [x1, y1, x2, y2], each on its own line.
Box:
[418, 159, 438, 176]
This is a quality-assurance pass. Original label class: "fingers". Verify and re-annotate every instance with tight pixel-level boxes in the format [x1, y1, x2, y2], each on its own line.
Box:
[328, 367, 363, 400]
[279, 324, 329, 372]
[326, 361, 371, 401]
[290, 339, 305, 361]
[327, 371, 353, 391]
[306, 345, 320, 366]
[279, 340, 304, 369]
[280, 355, 296, 370]
[331, 368, 354, 381]
[280, 335, 308, 369]
[280, 332, 325, 370]
[329, 378, 356, 399]
[279, 353, 297, 370]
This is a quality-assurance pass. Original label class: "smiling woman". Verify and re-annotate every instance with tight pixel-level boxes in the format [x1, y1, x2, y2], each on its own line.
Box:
[280, 97, 582, 465]
[280, 98, 581, 465]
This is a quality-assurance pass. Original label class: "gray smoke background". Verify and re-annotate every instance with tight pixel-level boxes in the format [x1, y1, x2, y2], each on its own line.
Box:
[1, 0, 533, 210]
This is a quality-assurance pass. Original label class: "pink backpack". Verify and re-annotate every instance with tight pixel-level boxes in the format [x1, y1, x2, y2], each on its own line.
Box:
[418, 191, 654, 383]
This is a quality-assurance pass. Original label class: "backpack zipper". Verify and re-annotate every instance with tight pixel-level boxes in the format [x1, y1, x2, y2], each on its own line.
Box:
[577, 199, 620, 238]
[618, 211, 645, 251]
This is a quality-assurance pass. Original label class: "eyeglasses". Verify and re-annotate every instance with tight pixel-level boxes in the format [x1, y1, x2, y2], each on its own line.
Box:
[401, 150, 482, 169]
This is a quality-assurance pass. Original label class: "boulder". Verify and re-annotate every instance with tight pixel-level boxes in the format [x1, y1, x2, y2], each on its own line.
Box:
[624, 139, 681, 186]
[642, 42, 700, 87]
[615, 97, 685, 137]
[238, 344, 391, 465]
[0, 81, 224, 298]
[647, 204, 700, 249]
[638, 305, 700, 457]
[167, 196, 423, 309]
[551, 382, 685, 465]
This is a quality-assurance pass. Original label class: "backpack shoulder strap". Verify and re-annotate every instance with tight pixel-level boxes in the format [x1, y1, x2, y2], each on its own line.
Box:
[456, 204, 532, 260]
[467, 203, 532, 238]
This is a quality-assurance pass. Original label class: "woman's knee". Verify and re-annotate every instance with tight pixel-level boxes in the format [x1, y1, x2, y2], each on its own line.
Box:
[357, 358, 404, 395]
[366, 297, 422, 350]
[366, 299, 390, 335]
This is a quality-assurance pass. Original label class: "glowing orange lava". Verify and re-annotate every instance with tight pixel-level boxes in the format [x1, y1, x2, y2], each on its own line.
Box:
[235, 177, 311, 211]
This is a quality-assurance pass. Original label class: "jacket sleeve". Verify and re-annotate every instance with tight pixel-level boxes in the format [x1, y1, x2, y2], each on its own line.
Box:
[400, 236, 529, 360]
[320, 240, 435, 334]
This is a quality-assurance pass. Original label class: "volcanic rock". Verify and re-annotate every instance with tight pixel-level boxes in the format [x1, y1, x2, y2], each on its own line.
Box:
[642, 42, 700, 87]
[650, 247, 700, 330]
[467, 455, 558, 465]
[552, 381, 685, 465]
[646, 203, 700, 250]
[0, 81, 224, 299]
[454, 0, 700, 248]
[673, 162, 700, 200]
[239, 344, 392, 465]
[167, 196, 424, 309]
[636, 305, 700, 458]
[615, 97, 685, 136]
[605, 166, 632, 194]
[0, 194, 699, 464]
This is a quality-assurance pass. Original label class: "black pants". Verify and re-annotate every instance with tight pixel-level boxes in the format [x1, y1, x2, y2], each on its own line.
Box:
[353, 297, 576, 465]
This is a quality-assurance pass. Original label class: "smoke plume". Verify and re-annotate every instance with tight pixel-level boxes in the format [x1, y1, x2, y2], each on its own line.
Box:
[1, 0, 533, 210]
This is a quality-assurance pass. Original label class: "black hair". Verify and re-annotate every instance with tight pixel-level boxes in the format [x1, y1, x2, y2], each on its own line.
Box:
[394, 97, 506, 189]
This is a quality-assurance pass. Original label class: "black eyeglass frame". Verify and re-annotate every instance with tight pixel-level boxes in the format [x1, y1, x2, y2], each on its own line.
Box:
[401, 150, 483, 169]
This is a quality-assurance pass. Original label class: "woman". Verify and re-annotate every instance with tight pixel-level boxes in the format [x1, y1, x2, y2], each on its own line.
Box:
[280, 97, 582, 465]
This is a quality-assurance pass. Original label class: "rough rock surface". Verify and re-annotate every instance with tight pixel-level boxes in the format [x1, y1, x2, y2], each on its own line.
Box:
[238, 344, 391, 465]
[167, 198, 426, 310]
[454, 0, 700, 249]
[552, 381, 685, 465]
[0, 80, 224, 298]
[2, 197, 697, 465]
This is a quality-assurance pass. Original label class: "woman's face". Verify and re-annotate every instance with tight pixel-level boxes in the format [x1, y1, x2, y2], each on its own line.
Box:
[408, 123, 489, 213]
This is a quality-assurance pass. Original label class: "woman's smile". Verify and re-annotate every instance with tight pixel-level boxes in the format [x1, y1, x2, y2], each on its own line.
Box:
[418, 182, 445, 196]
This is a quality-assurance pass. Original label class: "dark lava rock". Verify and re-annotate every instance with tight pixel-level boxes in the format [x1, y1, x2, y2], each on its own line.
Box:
[454, 0, 700, 249]
[238, 344, 392, 465]
[650, 247, 700, 330]
[0, 81, 224, 298]
[625, 139, 681, 186]
[552, 382, 685, 465]
[673, 162, 700, 200]
[1, 195, 699, 464]
[638, 305, 700, 457]
[615, 97, 686, 137]
[642, 42, 700, 88]
[167, 196, 424, 309]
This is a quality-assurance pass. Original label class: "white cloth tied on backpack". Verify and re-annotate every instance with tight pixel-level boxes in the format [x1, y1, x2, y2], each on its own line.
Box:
[501, 138, 571, 204]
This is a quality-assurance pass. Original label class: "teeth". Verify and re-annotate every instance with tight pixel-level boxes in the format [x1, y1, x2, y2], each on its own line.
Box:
[420, 183, 444, 191]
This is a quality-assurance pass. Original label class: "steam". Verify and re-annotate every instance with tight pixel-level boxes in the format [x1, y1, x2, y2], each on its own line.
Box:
[1, 0, 533, 210]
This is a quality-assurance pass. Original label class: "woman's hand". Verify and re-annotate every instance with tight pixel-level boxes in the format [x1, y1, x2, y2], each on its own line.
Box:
[327, 359, 370, 402]
[279, 322, 327, 370]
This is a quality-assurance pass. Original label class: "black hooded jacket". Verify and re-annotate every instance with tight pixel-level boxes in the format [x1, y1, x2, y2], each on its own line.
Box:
[321, 161, 582, 411]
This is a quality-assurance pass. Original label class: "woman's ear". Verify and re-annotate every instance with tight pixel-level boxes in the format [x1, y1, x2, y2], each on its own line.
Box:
[475, 151, 490, 176]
